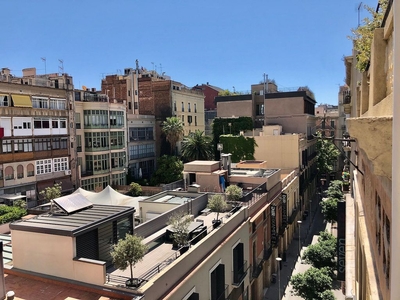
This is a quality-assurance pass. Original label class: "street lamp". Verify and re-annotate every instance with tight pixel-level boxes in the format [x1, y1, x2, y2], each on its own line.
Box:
[297, 220, 302, 263]
[276, 257, 282, 300]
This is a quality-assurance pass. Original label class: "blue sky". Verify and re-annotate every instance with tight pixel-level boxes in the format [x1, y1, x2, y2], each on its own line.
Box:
[3, 0, 378, 105]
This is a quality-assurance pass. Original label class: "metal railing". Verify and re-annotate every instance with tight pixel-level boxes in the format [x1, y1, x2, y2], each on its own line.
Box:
[232, 260, 248, 286]
[251, 258, 264, 278]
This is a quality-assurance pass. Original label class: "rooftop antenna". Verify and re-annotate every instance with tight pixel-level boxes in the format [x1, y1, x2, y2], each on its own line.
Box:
[58, 59, 64, 75]
[159, 63, 163, 74]
[41, 57, 46, 75]
[151, 62, 154, 72]
[357, 2, 363, 27]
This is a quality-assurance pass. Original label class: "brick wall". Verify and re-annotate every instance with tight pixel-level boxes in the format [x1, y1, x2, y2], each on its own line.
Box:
[101, 75, 127, 102]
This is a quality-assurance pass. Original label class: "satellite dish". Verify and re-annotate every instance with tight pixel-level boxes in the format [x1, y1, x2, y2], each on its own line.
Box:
[82, 85, 87, 91]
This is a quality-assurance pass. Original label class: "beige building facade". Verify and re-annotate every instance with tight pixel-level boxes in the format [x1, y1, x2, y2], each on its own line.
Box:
[344, 3, 393, 299]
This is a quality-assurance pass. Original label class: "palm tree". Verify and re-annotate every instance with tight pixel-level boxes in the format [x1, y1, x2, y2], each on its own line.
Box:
[181, 130, 213, 161]
[162, 117, 184, 155]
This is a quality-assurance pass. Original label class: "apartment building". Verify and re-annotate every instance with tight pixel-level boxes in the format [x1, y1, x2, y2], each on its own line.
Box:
[74, 88, 127, 191]
[0, 67, 75, 206]
[172, 81, 205, 136]
[344, 1, 393, 299]
[101, 68, 157, 181]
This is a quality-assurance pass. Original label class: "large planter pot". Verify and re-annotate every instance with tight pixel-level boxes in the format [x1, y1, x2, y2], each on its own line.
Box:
[126, 278, 140, 288]
[343, 184, 349, 192]
[212, 219, 222, 228]
[179, 244, 190, 255]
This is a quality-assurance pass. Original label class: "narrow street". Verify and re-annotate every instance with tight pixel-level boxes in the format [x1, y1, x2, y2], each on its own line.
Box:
[264, 199, 344, 300]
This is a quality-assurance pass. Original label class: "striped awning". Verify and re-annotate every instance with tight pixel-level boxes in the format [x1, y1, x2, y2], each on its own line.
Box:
[11, 94, 32, 108]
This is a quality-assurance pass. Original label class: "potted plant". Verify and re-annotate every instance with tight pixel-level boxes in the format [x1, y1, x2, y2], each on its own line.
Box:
[110, 234, 148, 287]
[208, 194, 228, 228]
[168, 211, 192, 254]
[342, 181, 350, 192]
[225, 184, 243, 212]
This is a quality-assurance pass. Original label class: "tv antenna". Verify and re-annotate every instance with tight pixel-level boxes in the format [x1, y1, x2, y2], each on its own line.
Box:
[58, 59, 64, 75]
[41, 57, 46, 74]
[357, 2, 363, 27]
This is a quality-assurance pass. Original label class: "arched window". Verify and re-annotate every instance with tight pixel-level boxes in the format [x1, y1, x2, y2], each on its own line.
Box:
[5, 166, 14, 180]
[17, 165, 24, 179]
[27, 164, 34, 177]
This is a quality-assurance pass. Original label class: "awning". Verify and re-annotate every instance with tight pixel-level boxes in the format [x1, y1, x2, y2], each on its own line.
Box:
[11, 94, 32, 108]
[0, 194, 26, 201]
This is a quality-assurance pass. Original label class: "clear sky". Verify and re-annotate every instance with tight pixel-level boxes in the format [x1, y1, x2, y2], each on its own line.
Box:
[3, 0, 378, 105]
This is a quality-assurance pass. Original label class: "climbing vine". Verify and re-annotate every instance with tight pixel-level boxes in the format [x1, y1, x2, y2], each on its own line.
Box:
[219, 135, 257, 163]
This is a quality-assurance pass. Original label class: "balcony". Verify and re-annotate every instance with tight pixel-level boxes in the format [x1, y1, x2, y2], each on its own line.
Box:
[343, 91, 351, 114]
[251, 258, 263, 279]
[264, 246, 273, 261]
[216, 284, 229, 300]
[232, 260, 248, 287]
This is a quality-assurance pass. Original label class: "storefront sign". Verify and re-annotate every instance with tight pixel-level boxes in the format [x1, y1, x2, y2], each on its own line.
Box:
[270, 205, 277, 246]
[337, 200, 346, 281]
[282, 193, 288, 228]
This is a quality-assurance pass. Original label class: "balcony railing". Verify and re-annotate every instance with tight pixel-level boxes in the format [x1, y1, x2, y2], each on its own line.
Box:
[264, 246, 273, 260]
[216, 284, 229, 300]
[343, 91, 351, 104]
[251, 258, 264, 278]
[232, 260, 248, 287]
[129, 152, 155, 160]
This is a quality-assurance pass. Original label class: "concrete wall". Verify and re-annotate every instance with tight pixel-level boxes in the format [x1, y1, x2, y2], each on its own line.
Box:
[253, 134, 299, 170]
[217, 100, 252, 118]
[12, 231, 106, 285]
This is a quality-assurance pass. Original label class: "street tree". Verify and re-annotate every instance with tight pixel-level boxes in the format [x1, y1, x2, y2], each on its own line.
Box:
[302, 237, 337, 271]
[316, 133, 340, 176]
[39, 182, 62, 203]
[207, 194, 227, 221]
[162, 116, 184, 155]
[291, 267, 333, 300]
[181, 130, 213, 161]
[320, 197, 338, 224]
[111, 234, 148, 286]
[151, 155, 183, 185]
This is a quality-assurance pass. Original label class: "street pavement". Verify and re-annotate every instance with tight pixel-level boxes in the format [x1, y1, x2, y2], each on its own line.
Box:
[264, 201, 344, 300]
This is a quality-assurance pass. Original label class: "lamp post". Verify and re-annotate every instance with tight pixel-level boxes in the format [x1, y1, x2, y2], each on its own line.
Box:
[276, 257, 282, 300]
[297, 220, 302, 263]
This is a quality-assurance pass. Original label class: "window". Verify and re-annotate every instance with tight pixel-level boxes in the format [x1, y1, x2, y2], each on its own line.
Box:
[36, 159, 52, 175]
[182, 102, 184, 112]
[232, 242, 246, 285]
[182, 115, 184, 125]
[32, 96, 48, 109]
[86, 154, 110, 172]
[0, 95, 9, 107]
[14, 139, 33, 152]
[34, 138, 51, 151]
[34, 118, 50, 129]
[129, 143, 155, 159]
[195, 116, 197, 126]
[2, 140, 12, 153]
[54, 157, 68, 172]
[17, 165, 24, 179]
[111, 152, 125, 169]
[174, 102, 177, 111]
[109, 111, 124, 127]
[188, 115, 192, 124]
[49, 98, 66, 110]
[5, 166, 14, 180]
[129, 127, 154, 141]
[85, 132, 110, 150]
[27, 164, 34, 177]
[134, 102, 138, 109]
[75, 113, 81, 129]
[77, 135, 82, 152]
[210, 263, 225, 300]
[81, 175, 110, 191]
[188, 103, 191, 112]
[194, 103, 197, 113]
[23, 122, 31, 129]
[83, 110, 109, 128]
[74, 91, 81, 101]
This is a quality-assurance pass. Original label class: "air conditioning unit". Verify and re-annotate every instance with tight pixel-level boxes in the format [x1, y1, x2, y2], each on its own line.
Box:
[64, 169, 71, 176]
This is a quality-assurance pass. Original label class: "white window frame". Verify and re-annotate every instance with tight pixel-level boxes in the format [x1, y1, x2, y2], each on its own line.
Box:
[50, 98, 67, 110]
[32, 96, 49, 109]
[53, 157, 68, 172]
[36, 159, 52, 175]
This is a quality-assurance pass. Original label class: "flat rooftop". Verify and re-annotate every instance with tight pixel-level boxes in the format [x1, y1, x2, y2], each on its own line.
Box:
[10, 204, 135, 237]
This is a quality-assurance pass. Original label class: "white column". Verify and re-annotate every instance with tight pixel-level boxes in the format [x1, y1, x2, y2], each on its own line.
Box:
[391, 2, 400, 299]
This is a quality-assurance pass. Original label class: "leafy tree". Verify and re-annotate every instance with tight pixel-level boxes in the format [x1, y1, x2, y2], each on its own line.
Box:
[111, 234, 148, 284]
[219, 135, 257, 162]
[151, 155, 183, 185]
[291, 267, 333, 300]
[225, 185, 242, 203]
[302, 234, 337, 271]
[348, 0, 388, 71]
[319, 290, 336, 300]
[39, 182, 62, 203]
[207, 194, 228, 221]
[316, 133, 340, 176]
[13, 199, 27, 210]
[168, 211, 192, 248]
[162, 117, 184, 155]
[325, 181, 343, 200]
[181, 130, 213, 161]
[320, 197, 338, 224]
[129, 182, 142, 196]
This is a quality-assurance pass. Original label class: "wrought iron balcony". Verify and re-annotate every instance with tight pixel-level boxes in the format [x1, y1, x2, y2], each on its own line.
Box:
[232, 261, 248, 287]
[251, 258, 264, 278]
[343, 91, 351, 105]
[264, 246, 273, 260]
